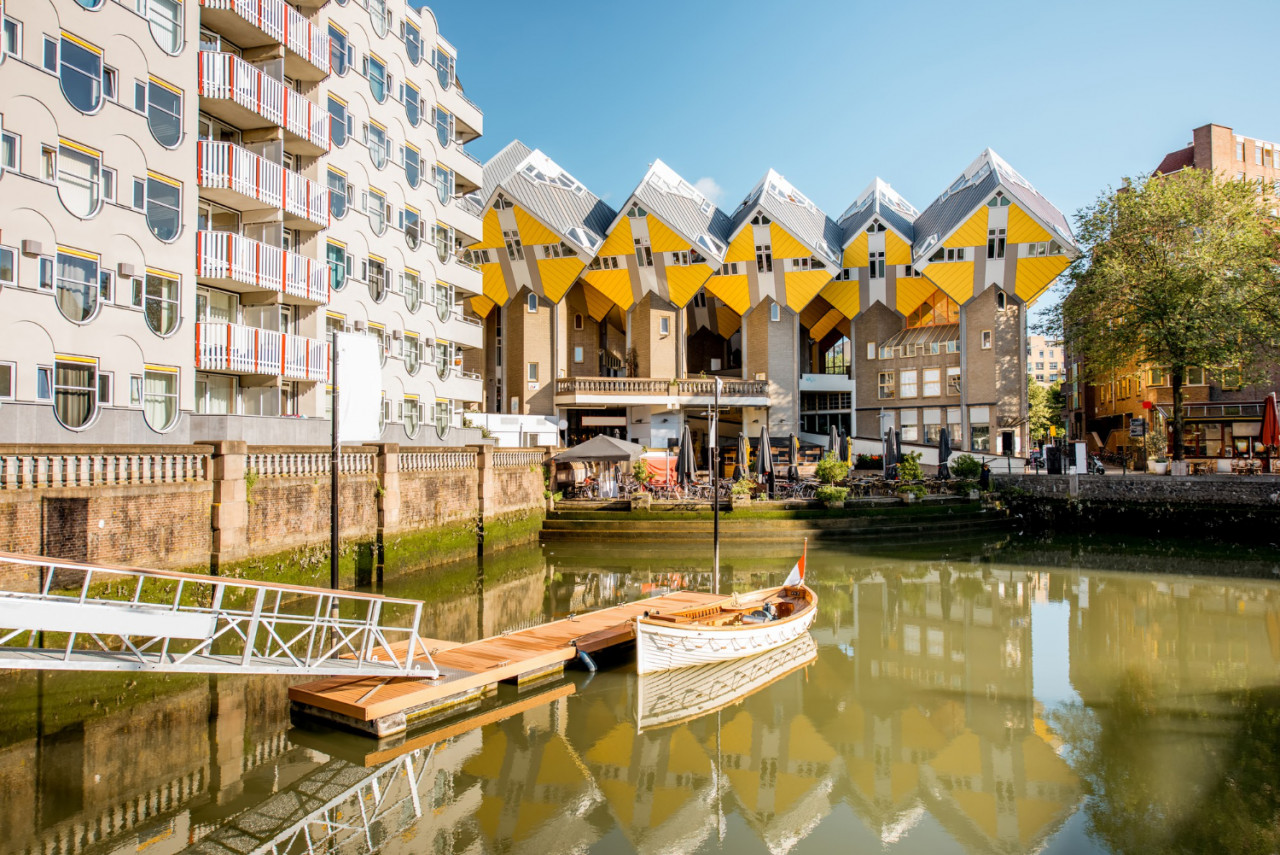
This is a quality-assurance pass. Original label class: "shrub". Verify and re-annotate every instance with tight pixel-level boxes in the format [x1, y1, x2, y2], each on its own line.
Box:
[898, 451, 923, 481]
[898, 483, 927, 499]
[950, 454, 981, 479]
[855, 453, 883, 470]
[632, 458, 652, 484]
[815, 451, 850, 485]
[816, 486, 848, 504]
[731, 478, 753, 497]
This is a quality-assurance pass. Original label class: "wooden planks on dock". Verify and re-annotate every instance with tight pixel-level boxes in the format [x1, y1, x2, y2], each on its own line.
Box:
[290, 590, 726, 725]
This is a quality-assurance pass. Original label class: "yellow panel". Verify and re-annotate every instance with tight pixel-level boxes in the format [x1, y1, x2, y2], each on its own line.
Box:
[537, 257, 584, 303]
[944, 206, 988, 248]
[724, 226, 755, 264]
[513, 205, 560, 247]
[580, 280, 621, 321]
[715, 303, 741, 335]
[705, 273, 750, 315]
[1007, 202, 1052, 244]
[469, 294, 495, 318]
[810, 308, 843, 341]
[581, 267, 633, 311]
[884, 230, 912, 265]
[842, 232, 868, 269]
[769, 222, 810, 259]
[646, 215, 688, 253]
[784, 269, 832, 313]
[921, 261, 975, 304]
[481, 262, 509, 305]
[480, 208, 503, 250]
[596, 214, 633, 258]
[819, 278, 860, 319]
[666, 264, 714, 308]
[1015, 255, 1069, 304]
[895, 276, 936, 317]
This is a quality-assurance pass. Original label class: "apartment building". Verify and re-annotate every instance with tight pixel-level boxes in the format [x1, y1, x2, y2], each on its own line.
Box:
[0, 0, 483, 445]
[1027, 335, 1064, 386]
[469, 144, 1077, 456]
[1064, 123, 1280, 456]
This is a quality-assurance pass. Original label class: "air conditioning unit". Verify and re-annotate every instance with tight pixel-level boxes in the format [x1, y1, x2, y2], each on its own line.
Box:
[20, 240, 43, 256]
[353, 320, 366, 332]
[117, 262, 136, 277]
[392, 329, 402, 340]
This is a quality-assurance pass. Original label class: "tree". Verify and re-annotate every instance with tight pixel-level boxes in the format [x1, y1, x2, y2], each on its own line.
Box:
[1049, 169, 1280, 461]
[1027, 375, 1064, 440]
[814, 451, 849, 485]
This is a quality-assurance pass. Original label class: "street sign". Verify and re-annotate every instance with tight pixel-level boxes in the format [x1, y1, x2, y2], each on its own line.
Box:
[1129, 418, 1147, 438]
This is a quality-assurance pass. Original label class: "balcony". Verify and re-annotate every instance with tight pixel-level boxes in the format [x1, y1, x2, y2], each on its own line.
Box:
[198, 140, 328, 229]
[799, 372, 854, 393]
[439, 87, 483, 146]
[199, 0, 329, 80]
[199, 52, 329, 155]
[435, 197, 482, 245]
[432, 364, 483, 403]
[196, 322, 329, 381]
[197, 230, 328, 304]
[437, 144, 483, 196]
[554, 377, 770, 408]
[433, 307, 483, 349]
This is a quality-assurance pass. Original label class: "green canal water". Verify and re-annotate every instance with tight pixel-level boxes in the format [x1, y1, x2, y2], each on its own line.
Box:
[2, 534, 1280, 854]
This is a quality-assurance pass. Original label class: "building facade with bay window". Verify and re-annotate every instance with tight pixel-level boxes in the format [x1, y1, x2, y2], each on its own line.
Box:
[0, 0, 484, 445]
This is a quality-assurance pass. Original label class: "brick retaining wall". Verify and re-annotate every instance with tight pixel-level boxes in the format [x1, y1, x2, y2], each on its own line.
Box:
[995, 473, 1280, 506]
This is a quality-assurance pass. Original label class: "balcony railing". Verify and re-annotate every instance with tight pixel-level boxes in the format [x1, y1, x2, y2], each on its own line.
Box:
[199, 51, 329, 151]
[459, 147, 481, 166]
[197, 230, 328, 303]
[554, 377, 769, 397]
[196, 321, 329, 381]
[199, 0, 329, 75]
[198, 141, 328, 227]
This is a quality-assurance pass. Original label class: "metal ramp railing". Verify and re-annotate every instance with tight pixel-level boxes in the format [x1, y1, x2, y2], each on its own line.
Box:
[0, 552, 438, 677]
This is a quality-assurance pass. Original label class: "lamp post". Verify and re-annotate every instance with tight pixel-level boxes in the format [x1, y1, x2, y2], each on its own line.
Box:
[712, 377, 721, 594]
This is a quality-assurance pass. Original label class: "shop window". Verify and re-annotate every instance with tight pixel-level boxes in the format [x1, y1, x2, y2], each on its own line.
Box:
[143, 367, 178, 431]
[53, 357, 98, 429]
[144, 271, 180, 336]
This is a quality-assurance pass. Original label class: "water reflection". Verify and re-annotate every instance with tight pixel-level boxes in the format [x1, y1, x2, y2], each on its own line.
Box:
[1, 539, 1279, 854]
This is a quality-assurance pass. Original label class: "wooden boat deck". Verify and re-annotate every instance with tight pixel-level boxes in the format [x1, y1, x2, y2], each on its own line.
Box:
[290, 590, 726, 735]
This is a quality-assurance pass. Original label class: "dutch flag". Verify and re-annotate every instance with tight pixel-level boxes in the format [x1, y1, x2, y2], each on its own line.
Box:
[782, 539, 807, 588]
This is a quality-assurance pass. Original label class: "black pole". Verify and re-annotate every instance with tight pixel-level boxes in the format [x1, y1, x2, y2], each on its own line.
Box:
[712, 379, 720, 594]
[330, 334, 339, 591]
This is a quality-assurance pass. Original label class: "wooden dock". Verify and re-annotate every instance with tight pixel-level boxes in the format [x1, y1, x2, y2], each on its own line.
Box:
[289, 590, 727, 737]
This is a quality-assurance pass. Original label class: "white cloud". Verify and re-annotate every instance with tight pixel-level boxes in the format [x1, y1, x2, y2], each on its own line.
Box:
[693, 177, 724, 206]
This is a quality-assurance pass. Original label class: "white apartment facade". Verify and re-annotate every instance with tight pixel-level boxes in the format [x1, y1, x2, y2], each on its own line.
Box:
[0, 0, 484, 446]
[1027, 334, 1064, 386]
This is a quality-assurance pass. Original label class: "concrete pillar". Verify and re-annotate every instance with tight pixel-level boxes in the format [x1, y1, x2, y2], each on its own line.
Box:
[371, 443, 400, 535]
[473, 444, 496, 523]
[208, 677, 246, 804]
[208, 441, 248, 572]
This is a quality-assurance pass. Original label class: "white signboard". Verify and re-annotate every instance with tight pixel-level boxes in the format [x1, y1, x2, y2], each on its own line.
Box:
[336, 332, 382, 442]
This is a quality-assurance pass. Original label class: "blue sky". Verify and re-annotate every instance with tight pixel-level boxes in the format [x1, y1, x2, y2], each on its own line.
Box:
[428, 0, 1277, 234]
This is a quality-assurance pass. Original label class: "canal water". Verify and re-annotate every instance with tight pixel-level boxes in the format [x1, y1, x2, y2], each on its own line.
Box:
[2, 534, 1280, 854]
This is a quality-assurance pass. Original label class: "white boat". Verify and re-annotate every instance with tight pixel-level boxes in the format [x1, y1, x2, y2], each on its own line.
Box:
[634, 545, 817, 675]
[637, 634, 818, 730]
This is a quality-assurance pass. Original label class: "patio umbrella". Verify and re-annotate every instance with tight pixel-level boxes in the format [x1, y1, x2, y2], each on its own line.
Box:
[735, 432, 749, 480]
[882, 427, 892, 478]
[787, 433, 801, 481]
[938, 427, 952, 480]
[677, 423, 696, 487]
[756, 425, 774, 497]
[828, 425, 840, 453]
[1263, 392, 1279, 449]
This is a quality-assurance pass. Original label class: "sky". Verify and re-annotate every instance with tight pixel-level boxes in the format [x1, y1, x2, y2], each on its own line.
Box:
[427, 0, 1277, 267]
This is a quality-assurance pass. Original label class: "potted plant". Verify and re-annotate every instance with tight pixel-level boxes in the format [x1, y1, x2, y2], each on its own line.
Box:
[1145, 432, 1169, 475]
[730, 477, 754, 509]
[815, 451, 850, 488]
[897, 483, 927, 504]
[630, 459, 653, 509]
[816, 485, 849, 508]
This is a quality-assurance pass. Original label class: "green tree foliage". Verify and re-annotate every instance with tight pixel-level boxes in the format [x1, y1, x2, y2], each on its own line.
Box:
[949, 454, 981, 479]
[814, 451, 849, 485]
[1027, 375, 1065, 440]
[1049, 169, 1280, 460]
[898, 451, 923, 480]
[631, 458, 651, 484]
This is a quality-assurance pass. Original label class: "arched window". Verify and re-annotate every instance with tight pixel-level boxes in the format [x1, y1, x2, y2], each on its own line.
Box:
[54, 248, 100, 324]
[143, 367, 179, 431]
[56, 141, 103, 218]
[145, 271, 180, 336]
[146, 0, 183, 54]
[995, 289, 1008, 311]
[52, 33, 104, 113]
[142, 77, 183, 148]
[145, 173, 182, 242]
[53, 357, 98, 429]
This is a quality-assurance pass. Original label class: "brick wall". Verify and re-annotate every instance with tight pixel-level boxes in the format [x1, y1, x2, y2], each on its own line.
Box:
[245, 475, 378, 553]
[996, 473, 1280, 506]
[394, 467, 477, 533]
[489, 460, 545, 518]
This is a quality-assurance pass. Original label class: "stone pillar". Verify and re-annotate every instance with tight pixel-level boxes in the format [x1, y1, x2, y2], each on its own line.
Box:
[209, 441, 248, 573]
[473, 444, 496, 523]
[208, 676, 246, 804]
[371, 443, 400, 535]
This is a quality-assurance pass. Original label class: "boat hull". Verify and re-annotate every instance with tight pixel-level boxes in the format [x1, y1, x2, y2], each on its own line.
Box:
[634, 588, 817, 675]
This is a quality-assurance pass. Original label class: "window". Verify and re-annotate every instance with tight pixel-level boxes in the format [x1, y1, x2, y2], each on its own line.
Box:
[769, 303, 781, 322]
[901, 410, 918, 443]
[402, 269, 421, 312]
[145, 271, 179, 336]
[1236, 141, 1245, 160]
[634, 239, 652, 267]
[659, 316, 670, 336]
[2, 16, 20, 58]
[367, 188, 387, 234]
[434, 224, 453, 263]
[1035, 361, 1044, 369]
[56, 141, 102, 217]
[900, 369, 918, 398]
[55, 249, 100, 323]
[329, 23, 349, 75]
[947, 366, 961, 395]
[0, 245, 13, 287]
[970, 424, 990, 452]
[573, 346, 584, 363]
[365, 53, 387, 102]
[433, 163, 453, 205]
[527, 292, 538, 313]
[145, 173, 181, 241]
[328, 95, 350, 146]
[53, 33, 105, 113]
[402, 80, 420, 126]
[53, 357, 97, 428]
[402, 19, 421, 64]
[364, 121, 389, 169]
[981, 330, 992, 349]
[946, 340, 959, 354]
[404, 397, 420, 437]
[1220, 367, 1242, 390]
[146, 0, 182, 54]
[923, 368, 941, 397]
[403, 145, 421, 188]
[327, 168, 349, 218]
[996, 290, 1007, 310]
[574, 313, 584, 330]
[402, 207, 421, 249]
[434, 281, 451, 319]
[1, 131, 17, 171]
[0, 362, 12, 399]
[327, 241, 349, 291]
[527, 362, 538, 383]
[1257, 145, 1263, 166]
[144, 78, 182, 147]
[878, 372, 895, 399]
[367, 256, 387, 302]
[503, 230, 524, 261]
[870, 251, 885, 279]
[403, 334, 420, 374]
[987, 228, 1006, 259]
[142, 367, 178, 431]
[434, 105, 452, 148]
[756, 244, 773, 273]
[432, 47, 454, 89]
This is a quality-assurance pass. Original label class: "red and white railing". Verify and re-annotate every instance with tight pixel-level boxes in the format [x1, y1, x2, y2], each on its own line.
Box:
[199, 52, 329, 151]
[197, 230, 328, 304]
[199, 0, 329, 75]
[196, 321, 329, 382]
[198, 141, 328, 228]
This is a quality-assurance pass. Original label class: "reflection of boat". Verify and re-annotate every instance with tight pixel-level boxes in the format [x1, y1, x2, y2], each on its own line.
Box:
[638, 635, 817, 730]
[635, 545, 817, 674]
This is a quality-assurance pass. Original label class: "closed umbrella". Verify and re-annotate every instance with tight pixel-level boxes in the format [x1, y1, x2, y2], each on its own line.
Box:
[788, 433, 801, 482]
[828, 425, 840, 454]
[1263, 393, 1279, 449]
[756, 425, 774, 498]
[882, 427, 893, 478]
[677, 424, 696, 488]
[938, 427, 952, 480]
[735, 432, 749, 480]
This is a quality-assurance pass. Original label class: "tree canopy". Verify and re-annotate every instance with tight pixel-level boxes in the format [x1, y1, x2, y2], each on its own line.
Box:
[1028, 375, 1064, 441]
[1048, 169, 1280, 459]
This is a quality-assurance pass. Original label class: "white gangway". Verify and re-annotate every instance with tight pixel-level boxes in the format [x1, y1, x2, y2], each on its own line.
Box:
[0, 552, 439, 678]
